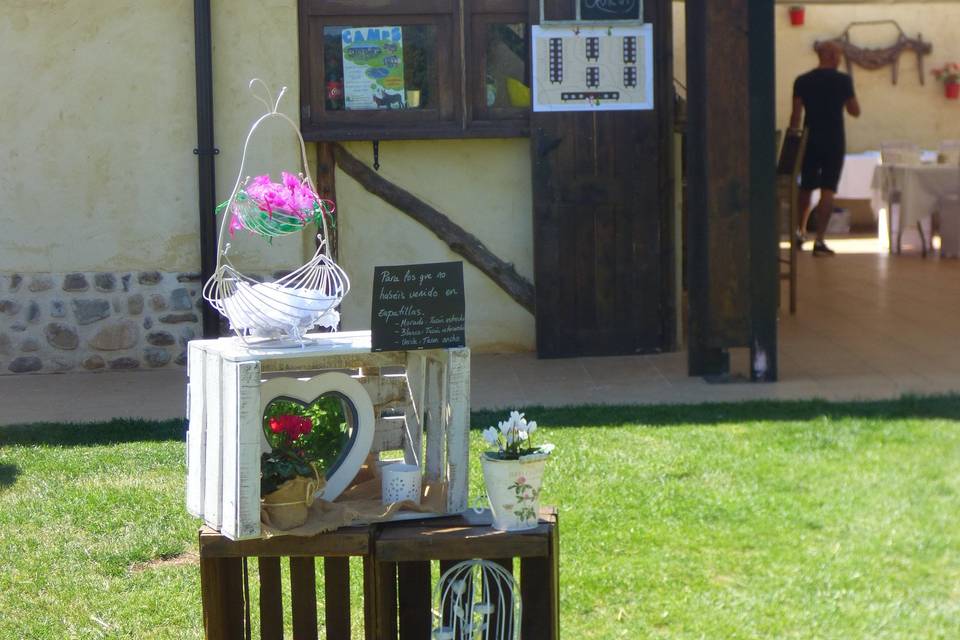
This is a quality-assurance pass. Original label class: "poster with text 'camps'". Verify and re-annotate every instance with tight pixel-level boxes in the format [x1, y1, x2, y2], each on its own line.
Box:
[342, 26, 406, 110]
[371, 262, 465, 352]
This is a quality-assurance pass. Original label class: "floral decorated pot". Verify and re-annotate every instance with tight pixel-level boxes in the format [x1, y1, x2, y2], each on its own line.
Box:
[481, 451, 549, 531]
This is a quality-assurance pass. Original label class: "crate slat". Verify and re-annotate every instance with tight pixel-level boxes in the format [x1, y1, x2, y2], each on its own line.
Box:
[290, 557, 319, 640]
[397, 561, 431, 640]
[258, 557, 284, 640]
[323, 557, 351, 640]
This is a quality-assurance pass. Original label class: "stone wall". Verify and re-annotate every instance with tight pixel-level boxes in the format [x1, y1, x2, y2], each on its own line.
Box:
[0, 271, 203, 375]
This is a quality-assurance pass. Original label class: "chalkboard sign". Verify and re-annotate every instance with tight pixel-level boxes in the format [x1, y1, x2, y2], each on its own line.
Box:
[371, 262, 466, 352]
[580, 0, 641, 21]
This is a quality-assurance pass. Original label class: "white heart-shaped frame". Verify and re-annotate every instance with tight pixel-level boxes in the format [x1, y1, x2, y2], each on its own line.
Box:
[259, 372, 375, 502]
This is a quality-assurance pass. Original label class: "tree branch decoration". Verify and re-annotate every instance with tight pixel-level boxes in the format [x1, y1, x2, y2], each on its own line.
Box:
[815, 20, 932, 86]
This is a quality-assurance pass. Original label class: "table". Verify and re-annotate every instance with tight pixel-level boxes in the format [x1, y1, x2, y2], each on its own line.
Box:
[198, 509, 560, 639]
[871, 163, 960, 253]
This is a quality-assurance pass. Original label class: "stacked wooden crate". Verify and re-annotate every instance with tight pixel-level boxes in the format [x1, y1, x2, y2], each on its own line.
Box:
[186, 330, 470, 540]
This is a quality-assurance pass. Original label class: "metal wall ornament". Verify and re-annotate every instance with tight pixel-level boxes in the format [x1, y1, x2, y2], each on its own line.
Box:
[816, 20, 932, 86]
[433, 560, 521, 640]
[203, 79, 350, 345]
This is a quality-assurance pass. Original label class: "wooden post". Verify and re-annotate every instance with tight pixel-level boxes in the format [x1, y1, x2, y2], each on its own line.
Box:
[748, 0, 778, 382]
[685, 1, 777, 379]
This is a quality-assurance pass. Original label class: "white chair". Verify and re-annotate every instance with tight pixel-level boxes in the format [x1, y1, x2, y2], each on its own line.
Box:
[938, 140, 960, 165]
[880, 141, 925, 253]
[880, 141, 922, 166]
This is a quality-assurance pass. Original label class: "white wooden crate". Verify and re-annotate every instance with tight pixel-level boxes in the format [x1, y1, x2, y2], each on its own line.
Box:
[185, 330, 470, 540]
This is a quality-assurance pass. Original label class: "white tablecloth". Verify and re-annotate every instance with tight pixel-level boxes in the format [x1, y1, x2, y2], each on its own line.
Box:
[871, 164, 960, 228]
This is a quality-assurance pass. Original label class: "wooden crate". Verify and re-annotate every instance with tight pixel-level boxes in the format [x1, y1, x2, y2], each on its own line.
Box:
[198, 509, 559, 640]
[186, 330, 470, 540]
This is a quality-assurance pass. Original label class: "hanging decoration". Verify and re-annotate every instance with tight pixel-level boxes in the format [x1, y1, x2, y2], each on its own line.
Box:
[203, 79, 350, 345]
[815, 20, 932, 86]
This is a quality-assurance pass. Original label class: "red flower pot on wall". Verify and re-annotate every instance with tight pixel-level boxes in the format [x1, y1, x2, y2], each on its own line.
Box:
[789, 6, 805, 27]
[946, 82, 960, 100]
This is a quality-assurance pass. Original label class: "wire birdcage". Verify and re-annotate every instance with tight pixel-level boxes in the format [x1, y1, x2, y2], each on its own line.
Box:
[203, 79, 350, 344]
[433, 560, 521, 640]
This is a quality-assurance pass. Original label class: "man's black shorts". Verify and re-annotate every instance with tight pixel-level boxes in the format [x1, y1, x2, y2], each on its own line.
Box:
[801, 140, 844, 191]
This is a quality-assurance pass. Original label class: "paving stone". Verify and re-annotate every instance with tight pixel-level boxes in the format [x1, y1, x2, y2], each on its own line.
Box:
[143, 317, 153, 330]
[160, 313, 198, 324]
[28, 276, 53, 292]
[175, 350, 188, 366]
[9, 323, 26, 332]
[112, 297, 123, 313]
[128, 293, 144, 315]
[50, 300, 66, 318]
[0, 299, 21, 316]
[138, 271, 162, 285]
[82, 355, 106, 370]
[45, 322, 79, 350]
[149, 294, 168, 312]
[0, 334, 11, 356]
[108, 357, 140, 370]
[89, 320, 139, 351]
[170, 288, 193, 311]
[26, 301, 40, 323]
[20, 337, 40, 352]
[9, 274, 22, 292]
[72, 299, 111, 325]
[94, 273, 116, 291]
[177, 272, 202, 282]
[50, 357, 75, 372]
[63, 273, 89, 292]
[144, 347, 172, 368]
[8, 356, 42, 373]
[121, 273, 131, 292]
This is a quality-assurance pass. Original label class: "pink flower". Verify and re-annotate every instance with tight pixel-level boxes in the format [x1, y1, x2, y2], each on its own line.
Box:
[516, 476, 526, 484]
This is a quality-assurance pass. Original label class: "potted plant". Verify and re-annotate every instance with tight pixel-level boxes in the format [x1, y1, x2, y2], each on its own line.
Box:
[932, 63, 960, 99]
[480, 411, 553, 531]
[260, 413, 321, 530]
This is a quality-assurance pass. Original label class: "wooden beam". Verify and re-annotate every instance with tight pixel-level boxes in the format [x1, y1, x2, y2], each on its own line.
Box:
[685, 1, 751, 377]
[685, 0, 778, 380]
[749, 0, 778, 381]
[333, 143, 536, 314]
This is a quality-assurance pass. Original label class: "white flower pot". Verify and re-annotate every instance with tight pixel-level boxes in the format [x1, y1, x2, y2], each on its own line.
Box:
[481, 452, 548, 531]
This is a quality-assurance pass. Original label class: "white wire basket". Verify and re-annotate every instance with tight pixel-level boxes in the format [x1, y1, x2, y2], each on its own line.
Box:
[203, 79, 350, 345]
[433, 560, 521, 640]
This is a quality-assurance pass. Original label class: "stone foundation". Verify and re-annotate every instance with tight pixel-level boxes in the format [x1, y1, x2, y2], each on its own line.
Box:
[0, 271, 204, 374]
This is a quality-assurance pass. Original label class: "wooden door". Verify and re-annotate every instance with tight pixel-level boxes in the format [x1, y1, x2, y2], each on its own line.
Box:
[531, 0, 674, 358]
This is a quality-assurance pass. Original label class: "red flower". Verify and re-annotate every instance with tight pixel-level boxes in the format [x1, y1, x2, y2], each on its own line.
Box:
[268, 414, 314, 441]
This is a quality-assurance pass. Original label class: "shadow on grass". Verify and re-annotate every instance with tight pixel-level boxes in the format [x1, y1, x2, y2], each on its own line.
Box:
[0, 463, 19, 488]
[471, 393, 960, 430]
[0, 418, 186, 448]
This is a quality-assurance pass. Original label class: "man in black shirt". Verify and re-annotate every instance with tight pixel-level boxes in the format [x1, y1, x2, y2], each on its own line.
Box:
[790, 41, 861, 256]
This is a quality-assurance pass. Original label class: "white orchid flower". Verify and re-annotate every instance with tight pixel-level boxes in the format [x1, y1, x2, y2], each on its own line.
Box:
[482, 427, 500, 447]
[499, 419, 512, 436]
[517, 429, 529, 441]
[526, 420, 537, 434]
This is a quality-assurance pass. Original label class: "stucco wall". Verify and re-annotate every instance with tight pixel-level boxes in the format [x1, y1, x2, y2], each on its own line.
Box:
[673, 2, 960, 152]
[336, 139, 535, 352]
[0, 0, 535, 372]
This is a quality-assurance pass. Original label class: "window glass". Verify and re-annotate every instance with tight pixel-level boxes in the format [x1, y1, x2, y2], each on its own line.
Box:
[484, 23, 528, 109]
[322, 25, 438, 111]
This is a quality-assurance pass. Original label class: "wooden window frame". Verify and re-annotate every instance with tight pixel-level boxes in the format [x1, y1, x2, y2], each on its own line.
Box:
[298, 0, 530, 141]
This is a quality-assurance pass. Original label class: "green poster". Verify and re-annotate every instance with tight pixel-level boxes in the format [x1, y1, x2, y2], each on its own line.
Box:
[341, 26, 406, 110]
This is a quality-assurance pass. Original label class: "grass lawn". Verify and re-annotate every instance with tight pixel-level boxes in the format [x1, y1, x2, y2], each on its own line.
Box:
[1, 396, 959, 638]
